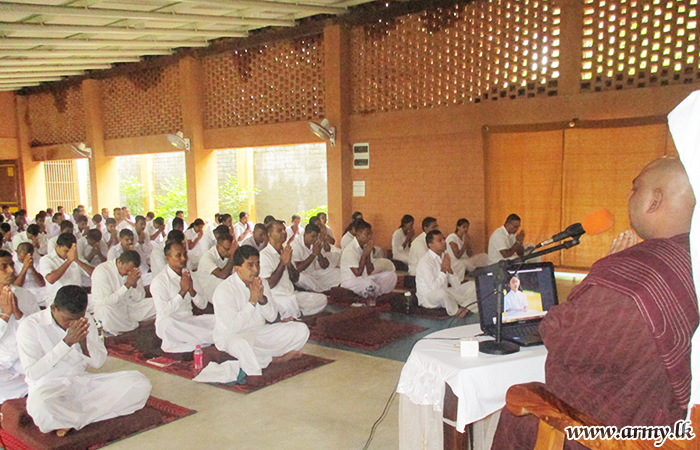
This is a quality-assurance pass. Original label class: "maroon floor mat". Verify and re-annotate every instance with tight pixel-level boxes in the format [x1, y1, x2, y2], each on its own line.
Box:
[105, 323, 333, 394]
[0, 396, 195, 450]
[309, 307, 427, 350]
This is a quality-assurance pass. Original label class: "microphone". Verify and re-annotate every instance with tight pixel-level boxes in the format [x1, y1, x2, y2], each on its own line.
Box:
[535, 208, 615, 248]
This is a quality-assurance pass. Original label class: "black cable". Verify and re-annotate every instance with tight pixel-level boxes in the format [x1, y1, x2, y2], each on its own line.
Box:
[362, 379, 399, 450]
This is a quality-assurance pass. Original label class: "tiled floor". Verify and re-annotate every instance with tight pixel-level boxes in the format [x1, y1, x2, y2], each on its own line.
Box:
[93, 272, 584, 449]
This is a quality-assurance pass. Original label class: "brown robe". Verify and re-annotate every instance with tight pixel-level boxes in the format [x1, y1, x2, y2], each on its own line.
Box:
[492, 234, 698, 449]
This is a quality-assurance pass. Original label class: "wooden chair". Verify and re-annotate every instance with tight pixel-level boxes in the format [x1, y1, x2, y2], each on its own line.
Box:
[505, 382, 700, 450]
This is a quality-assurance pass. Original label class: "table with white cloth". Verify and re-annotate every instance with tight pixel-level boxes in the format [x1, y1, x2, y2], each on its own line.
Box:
[397, 323, 547, 450]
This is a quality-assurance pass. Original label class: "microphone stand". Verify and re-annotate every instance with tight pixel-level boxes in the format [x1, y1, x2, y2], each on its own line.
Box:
[479, 237, 581, 356]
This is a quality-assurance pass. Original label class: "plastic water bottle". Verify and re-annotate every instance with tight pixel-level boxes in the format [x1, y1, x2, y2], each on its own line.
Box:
[404, 291, 412, 315]
[367, 285, 376, 307]
[194, 345, 204, 372]
[96, 320, 104, 343]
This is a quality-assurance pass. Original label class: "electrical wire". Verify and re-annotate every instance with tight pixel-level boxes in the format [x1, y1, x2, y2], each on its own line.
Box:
[362, 379, 399, 450]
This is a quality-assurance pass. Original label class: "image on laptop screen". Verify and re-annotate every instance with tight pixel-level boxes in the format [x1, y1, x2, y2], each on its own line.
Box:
[475, 262, 559, 326]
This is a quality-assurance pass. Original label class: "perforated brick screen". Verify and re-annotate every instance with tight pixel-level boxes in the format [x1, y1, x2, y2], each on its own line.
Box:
[27, 84, 86, 147]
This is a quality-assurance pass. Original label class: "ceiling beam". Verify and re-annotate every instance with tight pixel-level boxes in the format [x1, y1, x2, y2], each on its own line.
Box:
[0, 37, 209, 49]
[0, 76, 63, 83]
[0, 49, 171, 57]
[0, 22, 249, 38]
[0, 3, 296, 27]
[0, 57, 141, 65]
[0, 64, 111, 72]
[0, 71, 84, 78]
[0, 84, 39, 90]
[172, 0, 347, 15]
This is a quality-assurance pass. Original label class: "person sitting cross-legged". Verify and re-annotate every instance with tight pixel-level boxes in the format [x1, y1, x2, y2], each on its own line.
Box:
[194, 232, 238, 304]
[291, 223, 340, 293]
[16, 285, 152, 435]
[340, 220, 398, 297]
[259, 220, 327, 320]
[150, 240, 215, 353]
[212, 246, 309, 376]
[416, 230, 477, 317]
[92, 250, 156, 335]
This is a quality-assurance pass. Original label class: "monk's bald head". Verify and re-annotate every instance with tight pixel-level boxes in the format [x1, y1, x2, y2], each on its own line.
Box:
[628, 157, 695, 240]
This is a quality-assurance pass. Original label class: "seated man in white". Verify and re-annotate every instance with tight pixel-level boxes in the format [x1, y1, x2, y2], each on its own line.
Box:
[391, 214, 414, 267]
[146, 216, 166, 245]
[92, 251, 156, 335]
[487, 213, 527, 264]
[340, 220, 397, 296]
[45, 213, 62, 239]
[107, 229, 136, 261]
[212, 246, 309, 376]
[318, 212, 335, 246]
[16, 285, 151, 435]
[241, 223, 268, 251]
[151, 228, 185, 279]
[1, 223, 13, 253]
[308, 216, 340, 268]
[47, 220, 74, 255]
[40, 233, 94, 307]
[285, 215, 304, 244]
[102, 218, 119, 249]
[259, 220, 327, 319]
[408, 216, 439, 276]
[503, 275, 529, 315]
[291, 223, 340, 293]
[133, 216, 153, 267]
[416, 230, 476, 317]
[0, 250, 41, 404]
[11, 223, 41, 254]
[194, 232, 237, 304]
[150, 240, 215, 353]
[445, 218, 490, 280]
[74, 215, 90, 240]
[165, 210, 184, 234]
[184, 218, 206, 271]
[14, 242, 47, 307]
[233, 212, 253, 243]
[115, 208, 134, 233]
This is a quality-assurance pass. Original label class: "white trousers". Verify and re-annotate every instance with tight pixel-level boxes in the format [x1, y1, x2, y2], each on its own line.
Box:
[297, 269, 340, 293]
[323, 249, 341, 268]
[340, 271, 398, 296]
[215, 322, 309, 376]
[155, 314, 216, 353]
[452, 252, 490, 278]
[270, 291, 327, 319]
[27, 371, 151, 433]
[94, 298, 157, 335]
[0, 373, 28, 404]
[417, 280, 477, 316]
[372, 257, 396, 274]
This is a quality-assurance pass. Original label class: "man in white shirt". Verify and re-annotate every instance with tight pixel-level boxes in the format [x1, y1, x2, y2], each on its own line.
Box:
[340, 220, 397, 296]
[259, 221, 327, 319]
[391, 214, 415, 267]
[78, 229, 108, 268]
[487, 214, 526, 264]
[146, 217, 166, 245]
[16, 285, 151, 434]
[318, 212, 335, 246]
[285, 215, 304, 244]
[92, 251, 156, 335]
[47, 220, 74, 255]
[40, 234, 94, 307]
[233, 212, 253, 242]
[0, 250, 41, 403]
[56, 205, 70, 222]
[1, 223, 13, 254]
[291, 223, 340, 292]
[107, 229, 136, 261]
[115, 208, 134, 233]
[9, 210, 27, 237]
[408, 216, 439, 276]
[74, 215, 90, 240]
[165, 210, 185, 234]
[308, 216, 340, 268]
[150, 240, 215, 353]
[12, 223, 41, 253]
[45, 213, 62, 239]
[241, 223, 268, 251]
[102, 218, 119, 249]
[416, 230, 476, 317]
[1, 205, 13, 223]
[212, 246, 309, 376]
[194, 233, 237, 304]
[122, 207, 136, 225]
[14, 242, 47, 307]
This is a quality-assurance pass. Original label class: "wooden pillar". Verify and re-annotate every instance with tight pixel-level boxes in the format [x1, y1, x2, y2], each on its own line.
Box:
[16, 95, 46, 213]
[556, 0, 584, 97]
[82, 79, 119, 212]
[180, 56, 218, 223]
[324, 24, 353, 240]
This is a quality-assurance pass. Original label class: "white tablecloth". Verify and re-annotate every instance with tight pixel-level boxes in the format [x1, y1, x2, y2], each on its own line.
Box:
[397, 323, 547, 433]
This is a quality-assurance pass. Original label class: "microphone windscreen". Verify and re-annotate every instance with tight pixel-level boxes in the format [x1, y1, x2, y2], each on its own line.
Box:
[581, 208, 615, 236]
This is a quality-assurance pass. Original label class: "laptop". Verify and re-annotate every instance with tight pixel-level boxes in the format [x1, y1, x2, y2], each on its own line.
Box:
[474, 261, 559, 346]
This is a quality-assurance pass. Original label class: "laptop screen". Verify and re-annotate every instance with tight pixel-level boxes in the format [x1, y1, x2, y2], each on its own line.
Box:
[475, 262, 559, 327]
